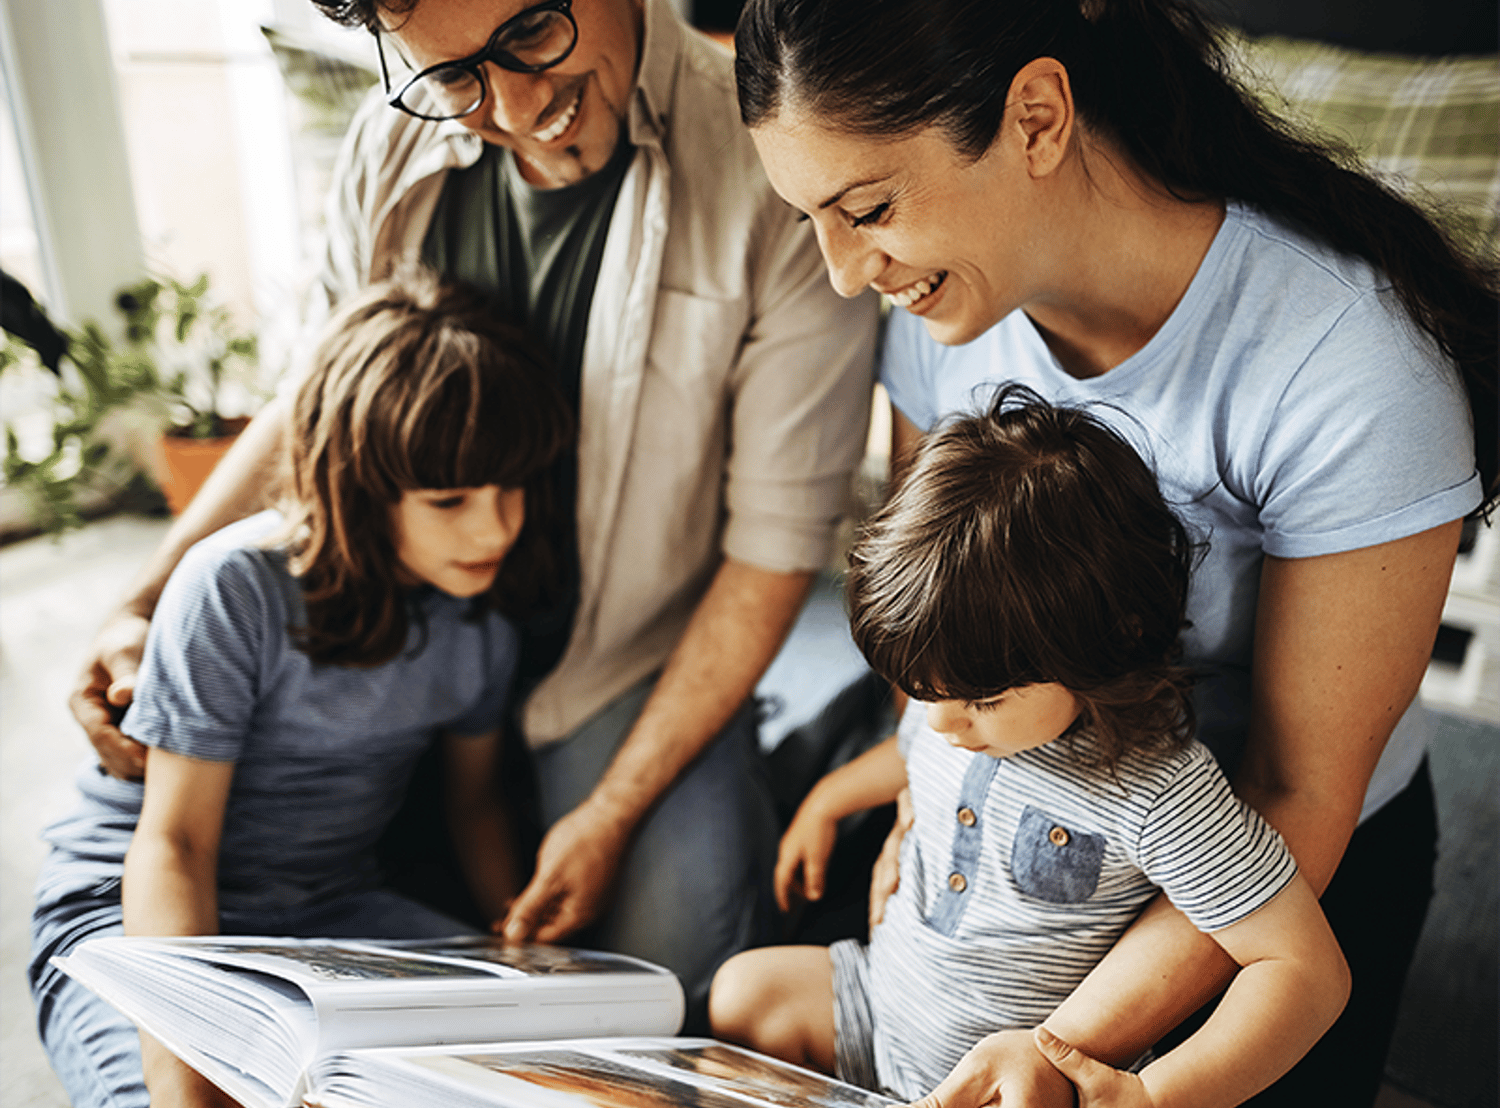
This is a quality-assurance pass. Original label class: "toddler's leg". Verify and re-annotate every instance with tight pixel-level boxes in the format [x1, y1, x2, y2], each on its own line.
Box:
[710, 945, 835, 1074]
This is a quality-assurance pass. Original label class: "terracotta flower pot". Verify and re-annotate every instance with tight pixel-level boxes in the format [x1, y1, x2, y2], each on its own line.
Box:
[156, 417, 250, 516]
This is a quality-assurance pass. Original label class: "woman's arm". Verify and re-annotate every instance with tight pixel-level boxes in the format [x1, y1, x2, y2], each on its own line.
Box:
[1139, 872, 1350, 1107]
[444, 728, 522, 928]
[1051, 522, 1458, 1054]
[122, 746, 240, 1107]
[914, 520, 1461, 1107]
[1034, 871, 1349, 1108]
[776, 733, 907, 911]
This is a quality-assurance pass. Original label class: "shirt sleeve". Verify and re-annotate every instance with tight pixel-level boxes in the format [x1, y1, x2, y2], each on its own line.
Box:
[1244, 286, 1481, 558]
[1132, 743, 1299, 932]
[721, 206, 880, 573]
[119, 541, 280, 764]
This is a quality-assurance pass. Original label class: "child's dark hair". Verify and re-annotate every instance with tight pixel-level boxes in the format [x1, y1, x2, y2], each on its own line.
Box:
[280, 267, 574, 666]
[847, 386, 1196, 768]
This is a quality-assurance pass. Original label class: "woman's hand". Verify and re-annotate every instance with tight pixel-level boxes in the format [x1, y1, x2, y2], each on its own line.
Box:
[775, 794, 840, 911]
[868, 787, 913, 930]
[1032, 1027, 1152, 1108]
[907, 1028, 1076, 1108]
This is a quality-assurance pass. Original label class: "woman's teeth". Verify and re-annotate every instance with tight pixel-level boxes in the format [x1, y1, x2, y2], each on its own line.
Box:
[888, 273, 945, 309]
[534, 91, 580, 142]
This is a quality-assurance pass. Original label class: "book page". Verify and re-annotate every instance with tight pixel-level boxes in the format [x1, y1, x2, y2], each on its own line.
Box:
[306, 1037, 897, 1108]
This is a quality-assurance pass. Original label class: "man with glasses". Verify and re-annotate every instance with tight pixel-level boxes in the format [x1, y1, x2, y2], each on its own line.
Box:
[68, 0, 878, 1035]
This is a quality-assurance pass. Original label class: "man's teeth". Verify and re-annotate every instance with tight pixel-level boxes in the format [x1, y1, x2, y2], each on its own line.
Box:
[888, 274, 943, 309]
[534, 92, 580, 142]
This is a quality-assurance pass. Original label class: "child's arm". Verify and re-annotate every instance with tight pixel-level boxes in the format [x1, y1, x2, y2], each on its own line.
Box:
[444, 728, 522, 929]
[776, 733, 907, 911]
[123, 746, 241, 1108]
[123, 746, 233, 937]
[1036, 870, 1350, 1108]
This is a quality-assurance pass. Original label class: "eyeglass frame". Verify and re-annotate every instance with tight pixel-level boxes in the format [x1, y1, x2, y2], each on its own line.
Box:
[375, 0, 579, 121]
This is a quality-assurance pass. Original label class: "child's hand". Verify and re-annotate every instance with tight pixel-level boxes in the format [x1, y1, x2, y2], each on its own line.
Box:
[1032, 1027, 1155, 1108]
[773, 797, 840, 912]
[868, 787, 912, 930]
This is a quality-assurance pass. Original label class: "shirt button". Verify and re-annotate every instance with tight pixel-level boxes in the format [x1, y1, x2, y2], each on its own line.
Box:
[948, 872, 968, 893]
[1049, 826, 1071, 847]
[957, 807, 977, 827]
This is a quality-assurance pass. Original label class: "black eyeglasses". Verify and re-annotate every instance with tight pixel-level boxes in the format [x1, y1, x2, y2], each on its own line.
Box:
[377, 0, 578, 122]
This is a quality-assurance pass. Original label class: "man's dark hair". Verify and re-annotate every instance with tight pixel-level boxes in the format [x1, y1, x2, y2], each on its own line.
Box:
[309, 0, 413, 33]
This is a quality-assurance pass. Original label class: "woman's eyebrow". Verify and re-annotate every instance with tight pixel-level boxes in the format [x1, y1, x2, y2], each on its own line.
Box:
[818, 174, 894, 211]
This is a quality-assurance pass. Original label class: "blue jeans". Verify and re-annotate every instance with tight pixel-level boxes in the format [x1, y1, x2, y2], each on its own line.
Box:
[532, 678, 779, 1034]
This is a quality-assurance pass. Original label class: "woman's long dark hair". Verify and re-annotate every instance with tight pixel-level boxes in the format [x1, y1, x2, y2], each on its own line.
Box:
[737, 0, 1498, 512]
[280, 268, 574, 666]
[848, 386, 1197, 770]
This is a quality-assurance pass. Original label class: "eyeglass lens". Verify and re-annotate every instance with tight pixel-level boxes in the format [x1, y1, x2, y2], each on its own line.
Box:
[404, 6, 575, 119]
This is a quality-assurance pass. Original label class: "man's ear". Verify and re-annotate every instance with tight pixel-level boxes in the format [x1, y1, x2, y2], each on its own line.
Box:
[1005, 57, 1075, 178]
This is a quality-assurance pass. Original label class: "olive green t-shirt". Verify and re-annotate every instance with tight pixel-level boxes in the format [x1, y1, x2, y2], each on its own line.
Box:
[423, 131, 633, 690]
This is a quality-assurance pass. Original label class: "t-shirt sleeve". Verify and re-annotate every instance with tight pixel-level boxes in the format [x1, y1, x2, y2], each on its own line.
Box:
[1133, 744, 1299, 932]
[119, 542, 278, 763]
[444, 617, 520, 738]
[1246, 288, 1480, 558]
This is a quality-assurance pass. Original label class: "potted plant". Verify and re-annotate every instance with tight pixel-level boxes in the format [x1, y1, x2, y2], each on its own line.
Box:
[121, 275, 262, 513]
[1, 273, 263, 538]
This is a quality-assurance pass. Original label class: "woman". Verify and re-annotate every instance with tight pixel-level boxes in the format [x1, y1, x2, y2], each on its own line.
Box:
[733, 0, 1497, 1105]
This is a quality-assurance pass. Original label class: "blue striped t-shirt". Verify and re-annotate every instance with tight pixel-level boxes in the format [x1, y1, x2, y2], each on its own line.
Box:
[859, 700, 1297, 1098]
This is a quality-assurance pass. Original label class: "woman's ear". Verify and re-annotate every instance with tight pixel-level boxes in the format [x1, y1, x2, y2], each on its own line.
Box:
[1006, 57, 1075, 178]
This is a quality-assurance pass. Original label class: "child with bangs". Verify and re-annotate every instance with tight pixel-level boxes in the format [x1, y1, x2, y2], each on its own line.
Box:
[710, 387, 1350, 1108]
[29, 268, 572, 1108]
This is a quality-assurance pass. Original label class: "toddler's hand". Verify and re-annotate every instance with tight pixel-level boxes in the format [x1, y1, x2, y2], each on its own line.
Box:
[868, 787, 913, 930]
[773, 798, 839, 912]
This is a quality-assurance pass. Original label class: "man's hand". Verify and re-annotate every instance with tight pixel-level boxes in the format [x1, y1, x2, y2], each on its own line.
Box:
[70, 609, 152, 779]
[868, 787, 913, 930]
[501, 795, 633, 943]
[1034, 1027, 1152, 1107]
[907, 1028, 1077, 1108]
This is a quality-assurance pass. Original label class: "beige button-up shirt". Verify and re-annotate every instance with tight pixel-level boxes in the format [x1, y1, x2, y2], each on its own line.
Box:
[298, 0, 879, 744]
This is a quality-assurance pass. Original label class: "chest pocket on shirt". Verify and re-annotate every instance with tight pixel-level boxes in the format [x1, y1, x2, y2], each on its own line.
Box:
[1012, 805, 1107, 904]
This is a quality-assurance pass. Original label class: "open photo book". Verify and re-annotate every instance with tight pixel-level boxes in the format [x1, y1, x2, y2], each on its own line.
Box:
[303, 1037, 899, 1108]
[54, 934, 689, 1108]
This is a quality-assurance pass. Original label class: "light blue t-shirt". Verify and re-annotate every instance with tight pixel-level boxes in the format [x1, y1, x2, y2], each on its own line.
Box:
[879, 203, 1480, 821]
[90, 512, 519, 914]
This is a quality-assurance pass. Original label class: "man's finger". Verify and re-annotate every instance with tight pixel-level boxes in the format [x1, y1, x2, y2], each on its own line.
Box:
[105, 674, 137, 708]
[501, 879, 549, 942]
[69, 687, 148, 779]
[97, 732, 149, 780]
